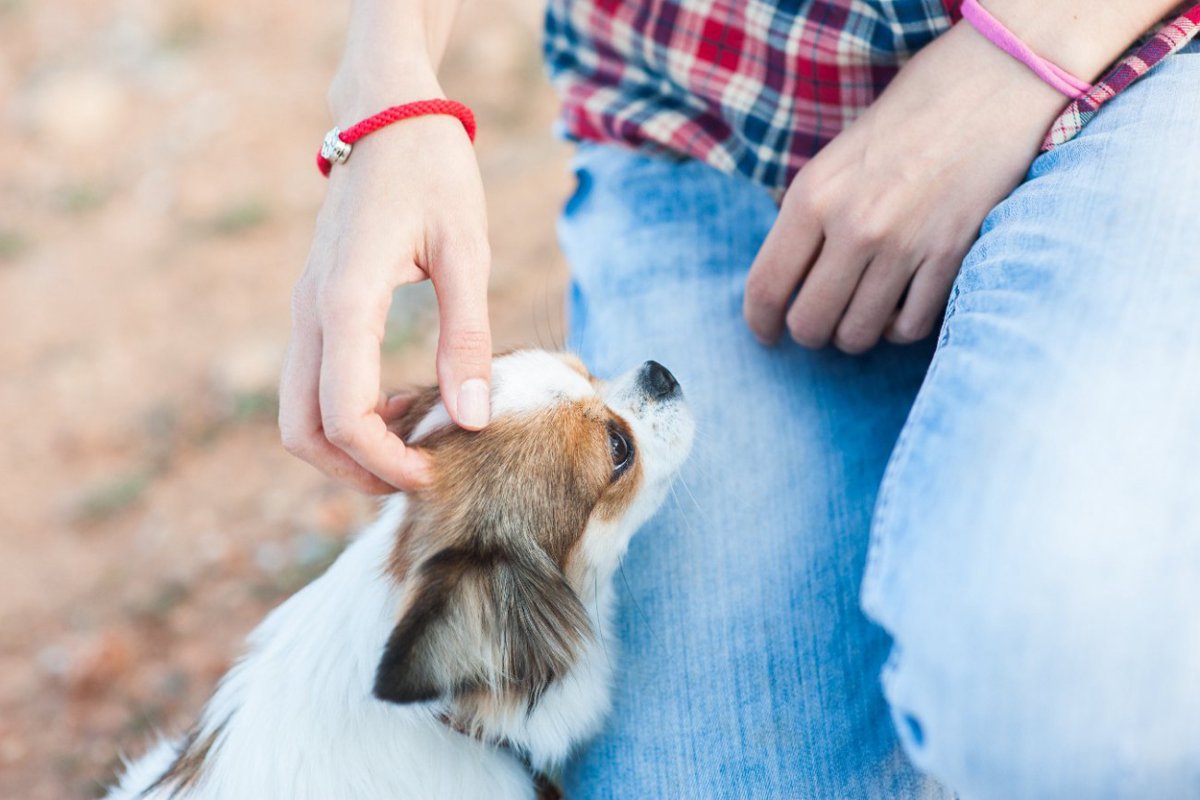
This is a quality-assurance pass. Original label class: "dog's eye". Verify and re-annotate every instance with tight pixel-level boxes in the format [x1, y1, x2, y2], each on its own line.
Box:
[608, 426, 633, 475]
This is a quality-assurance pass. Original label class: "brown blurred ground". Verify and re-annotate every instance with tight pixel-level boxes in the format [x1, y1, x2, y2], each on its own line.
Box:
[0, 1, 571, 796]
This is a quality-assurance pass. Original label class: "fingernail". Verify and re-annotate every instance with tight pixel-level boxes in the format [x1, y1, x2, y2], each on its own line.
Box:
[456, 379, 490, 429]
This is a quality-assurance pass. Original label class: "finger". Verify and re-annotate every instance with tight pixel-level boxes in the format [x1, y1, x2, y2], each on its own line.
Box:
[279, 323, 400, 495]
[378, 391, 421, 424]
[318, 299, 432, 490]
[784, 239, 871, 349]
[743, 190, 824, 344]
[833, 255, 918, 354]
[886, 256, 960, 345]
[429, 234, 493, 431]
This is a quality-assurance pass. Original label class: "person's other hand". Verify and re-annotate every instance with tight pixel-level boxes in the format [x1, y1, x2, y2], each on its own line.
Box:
[743, 21, 1068, 354]
[280, 100, 491, 494]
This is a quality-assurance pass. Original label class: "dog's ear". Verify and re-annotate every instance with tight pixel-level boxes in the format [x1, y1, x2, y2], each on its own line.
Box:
[487, 550, 594, 707]
[386, 386, 443, 444]
[373, 548, 472, 704]
[373, 547, 592, 706]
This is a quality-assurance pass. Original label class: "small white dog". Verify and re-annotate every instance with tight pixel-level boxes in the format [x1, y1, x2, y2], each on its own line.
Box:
[107, 350, 693, 800]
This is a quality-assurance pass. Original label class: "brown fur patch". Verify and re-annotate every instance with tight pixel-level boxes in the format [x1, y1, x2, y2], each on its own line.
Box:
[384, 399, 612, 582]
[375, 389, 649, 711]
[401, 400, 614, 571]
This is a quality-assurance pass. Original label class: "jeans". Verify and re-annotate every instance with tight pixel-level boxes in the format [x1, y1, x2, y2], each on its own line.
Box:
[557, 41, 1200, 800]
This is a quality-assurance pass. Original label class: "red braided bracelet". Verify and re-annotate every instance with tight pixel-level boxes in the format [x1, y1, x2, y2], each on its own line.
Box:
[316, 99, 477, 177]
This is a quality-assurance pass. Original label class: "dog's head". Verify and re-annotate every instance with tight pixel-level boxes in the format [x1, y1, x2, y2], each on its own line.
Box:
[373, 350, 693, 710]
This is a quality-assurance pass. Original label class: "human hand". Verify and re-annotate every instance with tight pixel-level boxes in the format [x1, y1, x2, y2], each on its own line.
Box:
[743, 21, 1070, 353]
[280, 75, 491, 494]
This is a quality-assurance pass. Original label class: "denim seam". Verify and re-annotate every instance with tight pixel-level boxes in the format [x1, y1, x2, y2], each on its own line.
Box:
[938, 279, 962, 348]
[863, 291, 957, 618]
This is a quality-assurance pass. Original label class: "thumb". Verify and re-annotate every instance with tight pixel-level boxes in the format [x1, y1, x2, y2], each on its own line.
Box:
[430, 240, 493, 431]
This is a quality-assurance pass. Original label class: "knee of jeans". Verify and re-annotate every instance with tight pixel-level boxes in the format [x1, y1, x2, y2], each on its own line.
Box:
[867, 340, 1200, 796]
[884, 606, 1200, 798]
[877, 458, 1200, 799]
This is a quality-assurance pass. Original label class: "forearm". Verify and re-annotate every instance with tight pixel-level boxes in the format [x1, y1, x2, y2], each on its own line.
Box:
[328, 0, 466, 119]
[984, 0, 1183, 81]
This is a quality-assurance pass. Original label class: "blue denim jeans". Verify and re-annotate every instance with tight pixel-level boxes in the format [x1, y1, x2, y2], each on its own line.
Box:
[557, 41, 1200, 800]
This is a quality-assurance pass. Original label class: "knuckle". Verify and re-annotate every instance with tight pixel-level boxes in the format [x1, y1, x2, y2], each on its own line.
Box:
[279, 424, 312, 457]
[847, 210, 889, 249]
[791, 182, 826, 217]
[321, 414, 362, 450]
[442, 327, 492, 361]
[317, 282, 384, 328]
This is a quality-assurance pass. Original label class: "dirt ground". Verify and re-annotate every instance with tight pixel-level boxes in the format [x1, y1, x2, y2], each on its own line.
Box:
[0, 1, 572, 796]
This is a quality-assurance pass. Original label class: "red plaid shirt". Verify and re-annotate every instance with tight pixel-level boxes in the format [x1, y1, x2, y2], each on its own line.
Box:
[544, 1, 1200, 192]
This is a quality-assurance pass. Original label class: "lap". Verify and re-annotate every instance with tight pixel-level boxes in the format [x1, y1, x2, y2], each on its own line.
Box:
[862, 41, 1200, 800]
[559, 144, 943, 798]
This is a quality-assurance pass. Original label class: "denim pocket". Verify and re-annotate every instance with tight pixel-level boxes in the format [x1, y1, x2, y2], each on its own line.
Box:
[562, 165, 594, 218]
[558, 142, 780, 300]
[562, 142, 601, 220]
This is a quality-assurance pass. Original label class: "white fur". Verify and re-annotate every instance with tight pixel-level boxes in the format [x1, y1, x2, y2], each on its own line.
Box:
[410, 351, 594, 443]
[107, 352, 692, 800]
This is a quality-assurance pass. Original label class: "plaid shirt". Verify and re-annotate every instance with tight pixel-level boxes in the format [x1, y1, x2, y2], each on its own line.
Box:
[544, 1, 1200, 192]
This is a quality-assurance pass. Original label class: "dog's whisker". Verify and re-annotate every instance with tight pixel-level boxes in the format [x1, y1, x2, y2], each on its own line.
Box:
[666, 485, 700, 543]
[684, 427, 717, 452]
[668, 482, 707, 547]
[673, 482, 702, 528]
[675, 475, 708, 518]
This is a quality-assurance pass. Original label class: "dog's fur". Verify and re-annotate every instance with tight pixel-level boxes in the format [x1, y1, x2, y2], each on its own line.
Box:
[106, 350, 693, 800]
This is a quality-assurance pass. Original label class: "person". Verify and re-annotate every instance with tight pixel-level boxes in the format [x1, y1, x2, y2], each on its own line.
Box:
[278, 0, 1200, 796]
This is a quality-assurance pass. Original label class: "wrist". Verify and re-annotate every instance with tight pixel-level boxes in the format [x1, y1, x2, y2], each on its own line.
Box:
[329, 0, 462, 122]
[860, 19, 1068, 191]
[327, 58, 445, 123]
[978, 0, 1181, 83]
[916, 21, 1067, 132]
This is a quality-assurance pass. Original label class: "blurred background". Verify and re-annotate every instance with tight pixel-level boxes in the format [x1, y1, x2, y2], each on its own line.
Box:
[0, 1, 570, 796]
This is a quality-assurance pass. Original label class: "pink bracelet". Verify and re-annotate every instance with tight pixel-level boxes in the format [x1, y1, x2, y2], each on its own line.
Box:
[960, 0, 1093, 99]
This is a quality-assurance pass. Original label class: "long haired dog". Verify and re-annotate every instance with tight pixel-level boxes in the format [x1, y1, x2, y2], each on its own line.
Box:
[107, 350, 693, 800]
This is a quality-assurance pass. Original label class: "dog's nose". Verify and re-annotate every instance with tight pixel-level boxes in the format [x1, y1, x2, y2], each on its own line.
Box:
[639, 360, 679, 400]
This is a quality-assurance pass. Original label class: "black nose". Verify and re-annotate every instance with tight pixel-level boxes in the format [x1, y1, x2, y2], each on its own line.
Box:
[639, 360, 679, 400]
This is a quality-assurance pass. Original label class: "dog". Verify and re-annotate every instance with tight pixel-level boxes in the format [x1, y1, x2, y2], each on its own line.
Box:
[106, 350, 694, 800]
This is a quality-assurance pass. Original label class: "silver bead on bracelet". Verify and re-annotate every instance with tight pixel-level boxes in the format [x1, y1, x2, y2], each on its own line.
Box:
[320, 128, 352, 166]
